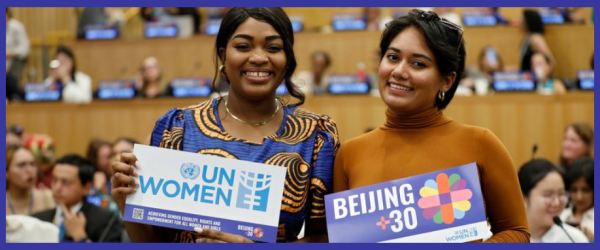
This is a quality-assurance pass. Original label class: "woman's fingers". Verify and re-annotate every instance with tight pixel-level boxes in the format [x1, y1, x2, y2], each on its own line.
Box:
[113, 172, 137, 186]
[113, 161, 137, 177]
[195, 237, 227, 243]
[111, 186, 138, 196]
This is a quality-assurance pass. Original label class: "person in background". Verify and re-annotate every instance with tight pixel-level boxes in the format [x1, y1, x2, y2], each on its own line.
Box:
[435, 7, 463, 27]
[459, 46, 504, 95]
[24, 134, 56, 189]
[6, 125, 24, 148]
[560, 122, 593, 170]
[135, 56, 168, 98]
[86, 139, 119, 213]
[45, 45, 93, 104]
[531, 53, 566, 95]
[6, 7, 30, 86]
[110, 137, 138, 163]
[296, 50, 332, 96]
[32, 154, 124, 242]
[363, 7, 392, 31]
[6, 215, 59, 243]
[76, 7, 124, 39]
[561, 157, 594, 242]
[6, 146, 55, 215]
[520, 9, 555, 72]
[518, 159, 588, 243]
[481, 7, 509, 25]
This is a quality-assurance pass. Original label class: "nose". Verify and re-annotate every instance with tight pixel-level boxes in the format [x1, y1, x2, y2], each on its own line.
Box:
[249, 49, 268, 66]
[572, 191, 582, 201]
[391, 62, 409, 81]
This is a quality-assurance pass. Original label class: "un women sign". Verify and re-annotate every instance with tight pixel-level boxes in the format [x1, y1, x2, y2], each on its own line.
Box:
[124, 145, 286, 243]
[325, 163, 490, 242]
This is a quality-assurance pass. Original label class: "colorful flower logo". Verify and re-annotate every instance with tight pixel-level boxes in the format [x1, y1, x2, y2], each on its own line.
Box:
[417, 173, 473, 225]
[253, 227, 264, 238]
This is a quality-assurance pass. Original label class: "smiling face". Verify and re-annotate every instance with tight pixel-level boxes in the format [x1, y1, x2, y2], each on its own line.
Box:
[561, 127, 589, 164]
[378, 27, 455, 115]
[525, 172, 567, 230]
[220, 17, 287, 102]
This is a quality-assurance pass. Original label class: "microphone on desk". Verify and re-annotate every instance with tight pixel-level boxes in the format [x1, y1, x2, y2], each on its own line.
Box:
[553, 216, 576, 243]
[531, 144, 538, 159]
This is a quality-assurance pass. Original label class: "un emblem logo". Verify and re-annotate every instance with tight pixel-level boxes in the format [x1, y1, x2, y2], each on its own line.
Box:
[236, 171, 272, 212]
[180, 162, 200, 180]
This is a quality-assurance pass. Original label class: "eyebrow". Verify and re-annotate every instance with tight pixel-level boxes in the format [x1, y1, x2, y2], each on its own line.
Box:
[387, 47, 433, 63]
[232, 34, 283, 41]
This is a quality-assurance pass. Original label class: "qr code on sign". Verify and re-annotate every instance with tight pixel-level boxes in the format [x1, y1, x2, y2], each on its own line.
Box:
[132, 208, 144, 220]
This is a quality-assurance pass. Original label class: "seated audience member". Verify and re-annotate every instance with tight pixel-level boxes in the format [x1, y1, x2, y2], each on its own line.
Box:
[520, 9, 555, 72]
[45, 45, 92, 104]
[86, 139, 118, 213]
[24, 134, 56, 189]
[76, 7, 124, 39]
[518, 159, 588, 242]
[6, 146, 55, 215]
[135, 56, 169, 98]
[110, 137, 139, 163]
[6, 215, 59, 243]
[435, 7, 463, 26]
[296, 51, 332, 96]
[561, 158, 594, 242]
[481, 7, 509, 25]
[86, 139, 113, 191]
[33, 154, 124, 242]
[6, 7, 30, 86]
[560, 122, 593, 170]
[459, 46, 504, 95]
[6, 125, 24, 148]
[140, 7, 172, 23]
[6, 74, 24, 102]
[364, 7, 392, 31]
[532, 53, 566, 95]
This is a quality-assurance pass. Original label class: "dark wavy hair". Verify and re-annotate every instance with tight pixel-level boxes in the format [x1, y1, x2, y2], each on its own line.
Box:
[212, 7, 305, 106]
[379, 9, 466, 110]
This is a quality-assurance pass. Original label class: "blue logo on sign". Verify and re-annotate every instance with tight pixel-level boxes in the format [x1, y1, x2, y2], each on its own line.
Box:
[180, 162, 200, 180]
[237, 171, 272, 212]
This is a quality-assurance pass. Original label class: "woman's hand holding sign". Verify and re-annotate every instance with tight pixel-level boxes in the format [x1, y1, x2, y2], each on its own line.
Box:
[111, 152, 139, 214]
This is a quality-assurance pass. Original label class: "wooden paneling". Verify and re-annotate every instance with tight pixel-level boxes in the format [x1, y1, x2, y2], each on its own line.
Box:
[63, 25, 593, 91]
[6, 93, 594, 168]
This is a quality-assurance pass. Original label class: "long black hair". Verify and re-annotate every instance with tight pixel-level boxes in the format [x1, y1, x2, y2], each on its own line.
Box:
[55, 45, 78, 82]
[523, 9, 545, 34]
[212, 7, 305, 106]
[379, 9, 466, 110]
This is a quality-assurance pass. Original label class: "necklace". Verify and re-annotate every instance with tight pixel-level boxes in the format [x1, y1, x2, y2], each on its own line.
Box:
[224, 97, 280, 126]
[7, 189, 34, 215]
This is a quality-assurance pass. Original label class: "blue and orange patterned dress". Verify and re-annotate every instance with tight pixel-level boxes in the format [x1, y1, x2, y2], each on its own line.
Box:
[150, 98, 340, 242]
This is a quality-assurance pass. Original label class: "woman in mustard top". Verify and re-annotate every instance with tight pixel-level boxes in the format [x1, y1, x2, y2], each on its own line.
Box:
[333, 9, 529, 242]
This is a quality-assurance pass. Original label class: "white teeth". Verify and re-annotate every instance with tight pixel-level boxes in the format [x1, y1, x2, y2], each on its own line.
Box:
[245, 72, 271, 77]
[389, 83, 412, 91]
